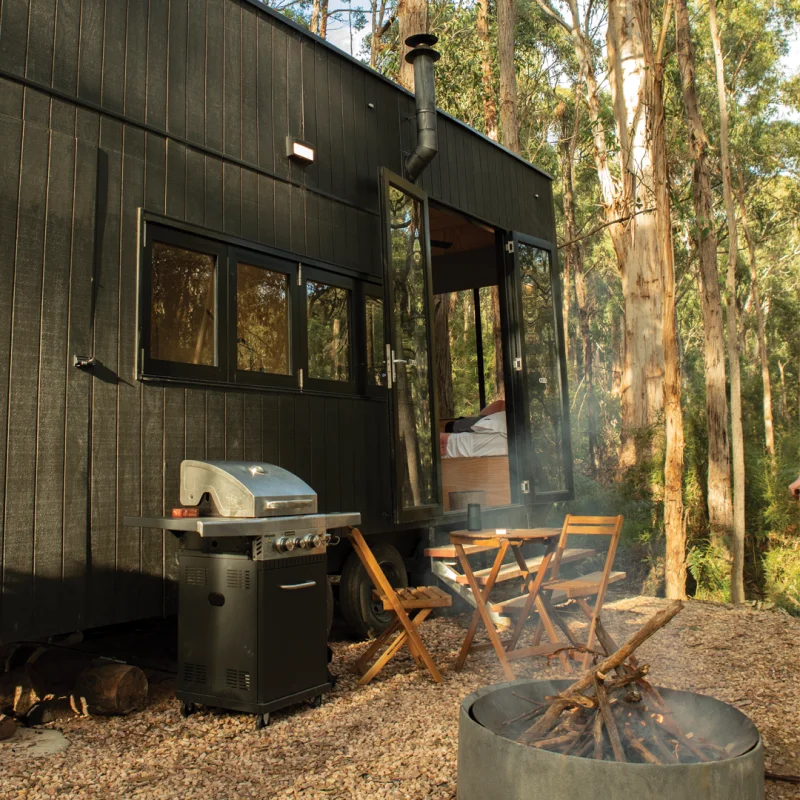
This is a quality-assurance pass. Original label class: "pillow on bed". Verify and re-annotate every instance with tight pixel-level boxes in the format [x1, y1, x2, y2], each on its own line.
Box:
[471, 411, 507, 435]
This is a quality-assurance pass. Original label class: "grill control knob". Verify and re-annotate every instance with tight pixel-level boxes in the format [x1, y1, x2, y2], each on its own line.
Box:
[293, 536, 307, 549]
[302, 533, 323, 549]
[275, 536, 295, 553]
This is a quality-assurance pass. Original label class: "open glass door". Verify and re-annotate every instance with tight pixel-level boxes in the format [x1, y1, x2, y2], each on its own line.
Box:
[508, 233, 573, 502]
[381, 171, 441, 522]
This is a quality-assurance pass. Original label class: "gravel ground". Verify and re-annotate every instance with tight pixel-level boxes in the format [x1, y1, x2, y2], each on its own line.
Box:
[1, 596, 798, 799]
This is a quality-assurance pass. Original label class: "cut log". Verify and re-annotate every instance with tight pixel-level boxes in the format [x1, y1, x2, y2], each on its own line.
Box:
[72, 664, 148, 716]
[0, 668, 37, 716]
[594, 676, 626, 762]
[522, 601, 683, 740]
[0, 713, 16, 741]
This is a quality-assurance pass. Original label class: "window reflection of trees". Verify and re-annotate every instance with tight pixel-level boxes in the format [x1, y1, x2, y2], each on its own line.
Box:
[236, 264, 290, 374]
[365, 296, 385, 386]
[151, 242, 216, 365]
[389, 187, 435, 509]
[306, 281, 350, 381]
[519, 245, 565, 493]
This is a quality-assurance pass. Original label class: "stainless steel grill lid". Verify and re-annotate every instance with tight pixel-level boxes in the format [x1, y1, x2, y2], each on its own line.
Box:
[180, 460, 317, 518]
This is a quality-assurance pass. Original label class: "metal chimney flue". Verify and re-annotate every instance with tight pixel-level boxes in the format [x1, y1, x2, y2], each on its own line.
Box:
[404, 33, 440, 182]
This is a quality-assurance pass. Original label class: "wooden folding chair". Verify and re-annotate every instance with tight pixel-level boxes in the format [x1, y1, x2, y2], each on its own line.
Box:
[347, 527, 452, 685]
[536, 515, 626, 669]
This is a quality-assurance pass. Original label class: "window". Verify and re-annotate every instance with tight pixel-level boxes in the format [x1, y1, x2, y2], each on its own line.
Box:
[306, 280, 351, 382]
[150, 242, 217, 366]
[141, 221, 376, 395]
[236, 263, 291, 375]
[365, 295, 385, 387]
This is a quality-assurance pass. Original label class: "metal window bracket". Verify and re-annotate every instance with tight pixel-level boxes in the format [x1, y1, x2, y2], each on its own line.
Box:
[521, 480, 530, 494]
[505, 241, 515, 254]
[513, 357, 523, 372]
[298, 368, 304, 390]
[297, 264, 303, 285]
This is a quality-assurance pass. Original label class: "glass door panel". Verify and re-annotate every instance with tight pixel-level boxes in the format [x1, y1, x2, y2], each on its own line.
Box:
[384, 177, 440, 518]
[515, 238, 572, 499]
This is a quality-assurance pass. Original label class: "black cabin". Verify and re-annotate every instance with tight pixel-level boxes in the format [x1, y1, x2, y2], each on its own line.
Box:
[0, 0, 572, 642]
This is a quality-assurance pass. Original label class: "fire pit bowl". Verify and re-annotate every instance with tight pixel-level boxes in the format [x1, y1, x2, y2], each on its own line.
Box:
[458, 679, 763, 800]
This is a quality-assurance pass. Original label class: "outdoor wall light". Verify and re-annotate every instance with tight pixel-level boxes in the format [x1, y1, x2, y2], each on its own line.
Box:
[286, 136, 315, 164]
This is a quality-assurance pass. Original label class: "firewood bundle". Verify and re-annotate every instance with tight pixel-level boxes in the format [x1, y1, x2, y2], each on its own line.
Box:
[509, 601, 727, 763]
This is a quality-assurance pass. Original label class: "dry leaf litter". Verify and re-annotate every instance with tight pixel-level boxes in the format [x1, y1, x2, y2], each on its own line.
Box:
[0, 596, 797, 799]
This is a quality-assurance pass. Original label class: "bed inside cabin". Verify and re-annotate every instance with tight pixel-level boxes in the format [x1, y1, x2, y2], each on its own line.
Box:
[429, 203, 513, 512]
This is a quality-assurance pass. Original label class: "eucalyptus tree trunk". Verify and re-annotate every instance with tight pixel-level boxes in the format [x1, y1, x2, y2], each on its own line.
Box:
[397, 0, 428, 90]
[434, 295, 454, 419]
[370, 0, 394, 69]
[311, 0, 321, 34]
[674, 0, 733, 549]
[556, 103, 572, 372]
[319, 0, 329, 38]
[497, 0, 520, 153]
[534, 0, 665, 471]
[736, 171, 775, 457]
[477, 0, 499, 141]
[709, 0, 746, 604]
[652, 9, 686, 599]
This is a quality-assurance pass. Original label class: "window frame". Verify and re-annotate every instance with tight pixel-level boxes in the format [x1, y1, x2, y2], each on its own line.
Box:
[139, 223, 229, 383]
[230, 247, 300, 391]
[300, 266, 358, 394]
[360, 282, 388, 398]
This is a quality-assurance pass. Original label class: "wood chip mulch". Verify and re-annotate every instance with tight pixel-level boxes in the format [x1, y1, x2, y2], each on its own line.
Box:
[1, 596, 798, 799]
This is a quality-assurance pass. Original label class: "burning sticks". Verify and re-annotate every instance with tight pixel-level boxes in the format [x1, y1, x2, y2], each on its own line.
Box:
[512, 601, 730, 764]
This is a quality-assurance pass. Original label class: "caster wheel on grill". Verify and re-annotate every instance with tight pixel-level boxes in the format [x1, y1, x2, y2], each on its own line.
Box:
[327, 669, 337, 689]
[309, 695, 323, 709]
[255, 713, 270, 730]
[180, 702, 195, 718]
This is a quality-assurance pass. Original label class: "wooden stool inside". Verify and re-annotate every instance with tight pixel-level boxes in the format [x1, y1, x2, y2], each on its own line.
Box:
[347, 527, 452, 685]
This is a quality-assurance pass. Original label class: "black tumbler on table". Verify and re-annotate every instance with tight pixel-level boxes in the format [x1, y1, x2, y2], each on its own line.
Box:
[467, 503, 482, 532]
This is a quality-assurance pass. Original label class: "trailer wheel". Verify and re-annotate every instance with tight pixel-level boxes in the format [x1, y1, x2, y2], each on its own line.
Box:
[339, 544, 408, 639]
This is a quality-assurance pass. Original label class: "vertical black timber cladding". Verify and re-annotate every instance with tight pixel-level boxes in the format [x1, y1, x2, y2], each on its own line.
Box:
[23, 86, 52, 128]
[0, 0, 29, 77]
[163, 388, 185, 612]
[257, 173, 275, 247]
[3, 123, 48, 639]
[116, 127, 145, 624]
[351, 399, 368, 526]
[271, 24, 289, 180]
[145, 0, 168, 130]
[205, 154, 224, 232]
[290, 185, 305, 256]
[278, 394, 296, 475]
[363, 76, 380, 212]
[309, 396, 326, 508]
[223, 0, 242, 159]
[286, 32, 303, 186]
[186, 147, 206, 226]
[274, 180, 291, 252]
[140, 385, 164, 620]
[243, 393, 263, 462]
[145, 134, 167, 217]
[88, 119, 123, 629]
[313, 46, 331, 196]
[340, 62, 357, 207]
[62, 137, 98, 632]
[124, 0, 149, 123]
[168, 0, 189, 139]
[324, 398, 340, 511]
[241, 168, 258, 243]
[241, 3, 258, 166]
[225, 392, 245, 460]
[224, 162, 242, 236]
[338, 399, 355, 513]
[305, 184, 320, 261]
[187, 0, 207, 144]
[31, 129, 74, 636]
[166, 141, 188, 220]
[206, 390, 226, 459]
[327, 58, 344, 202]
[52, 0, 80, 95]
[26, 0, 56, 86]
[256, 15, 274, 175]
[0, 117, 22, 637]
[293, 395, 311, 486]
[77, 0, 104, 105]
[185, 389, 207, 460]
[261, 393, 279, 464]
[100, 0, 126, 115]
[301, 41, 319, 192]
[205, 0, 224, 151]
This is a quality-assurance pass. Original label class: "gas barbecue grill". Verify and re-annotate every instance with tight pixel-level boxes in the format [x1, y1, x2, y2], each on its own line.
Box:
[125, 460, 360, 728]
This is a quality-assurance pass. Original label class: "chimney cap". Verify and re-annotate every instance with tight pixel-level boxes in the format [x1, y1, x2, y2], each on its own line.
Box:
[404, 33, 441, 63]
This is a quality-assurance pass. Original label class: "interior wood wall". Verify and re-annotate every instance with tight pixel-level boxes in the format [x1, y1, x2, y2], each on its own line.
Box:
[0, 0, 555, 641]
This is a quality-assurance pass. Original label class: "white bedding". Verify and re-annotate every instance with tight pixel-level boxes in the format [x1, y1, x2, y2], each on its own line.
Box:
[445, 430, 508, 458]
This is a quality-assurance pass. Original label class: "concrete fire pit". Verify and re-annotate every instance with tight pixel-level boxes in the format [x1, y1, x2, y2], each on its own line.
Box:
[458, 679, 764, 800]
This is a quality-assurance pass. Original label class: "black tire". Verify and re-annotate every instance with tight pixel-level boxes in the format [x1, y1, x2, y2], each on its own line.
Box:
[326, 578, 334, 637]
[339, 543, 408, 639]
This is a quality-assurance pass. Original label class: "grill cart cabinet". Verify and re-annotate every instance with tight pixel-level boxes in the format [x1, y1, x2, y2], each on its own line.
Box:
[179, 551, 330, 723]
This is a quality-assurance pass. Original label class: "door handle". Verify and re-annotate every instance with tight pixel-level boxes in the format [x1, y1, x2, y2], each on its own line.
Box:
[392, 358, 408, 364]
[279, 581, 317, 590]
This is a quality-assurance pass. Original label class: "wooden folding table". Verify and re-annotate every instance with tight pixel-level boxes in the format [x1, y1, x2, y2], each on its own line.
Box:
[451, 528, 571, 680]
